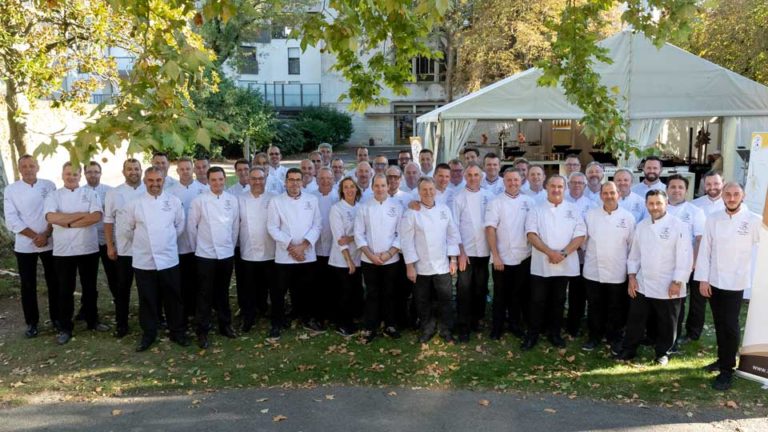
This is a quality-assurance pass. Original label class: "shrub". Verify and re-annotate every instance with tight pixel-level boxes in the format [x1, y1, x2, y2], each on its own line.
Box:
[294, 106, 353, 151]
[272, 120, 305, 156]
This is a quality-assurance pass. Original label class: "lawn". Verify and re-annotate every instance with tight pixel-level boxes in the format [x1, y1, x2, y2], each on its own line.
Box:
[0, 251, 764, 416]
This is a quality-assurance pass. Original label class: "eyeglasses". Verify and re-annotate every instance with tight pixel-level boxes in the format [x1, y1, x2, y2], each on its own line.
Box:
[311, 159, 322, 163]
[386, 175, 401, 179]
[268, 152, 280, 156]
[374, 163, 388, 168]
[565, 163, 581, 167]
[286, 178, 302, 183]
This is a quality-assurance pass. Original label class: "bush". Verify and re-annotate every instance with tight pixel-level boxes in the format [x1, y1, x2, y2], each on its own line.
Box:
[272, 120, 305, 156]
[294, 106, 353, 151]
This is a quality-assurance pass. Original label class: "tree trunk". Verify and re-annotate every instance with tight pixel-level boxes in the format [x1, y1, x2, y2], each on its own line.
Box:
[5, 78, 30, 181]
[445, 32, 455, 103]
[0, 150, 14, 247]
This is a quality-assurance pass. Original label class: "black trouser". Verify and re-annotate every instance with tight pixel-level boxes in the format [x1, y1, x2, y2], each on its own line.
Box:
[585, 279, 627, 344]
[98, 244, 119, 302]
[240, 259, 274, 324]
[414, 273, 454, 337]
[134, 265, 186, 341]
[491, 258, 530, 335]
[331, 265, 362, 329]
[179, 253, 197, 320]
[273, 262, 316, 327]
[527, 275, 568, 339]
[114, 255, 135, 330]
[15, 251, 59, 327]
[710, 286, 743, 374]
[361, 262, 398, 331]
[233, 247, 245, 317]
[566, 267, 587, 336]
[195, 256, 234, 335]
[456, 256, 490, 334]
[315, 256, 333, 322]
[54, 253, 100, 333]
[394, 256, 415, 328]
[684, 278, 706, 339]
[623, 293, 682, 358]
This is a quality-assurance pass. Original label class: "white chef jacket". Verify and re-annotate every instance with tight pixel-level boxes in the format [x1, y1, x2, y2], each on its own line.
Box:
[358, 185, 374, 203]
[448, 180, 466, 193]
[226, 182, 249, 196]
[400, 203, 460, 276]
[667, 201, 706, 245]
[168, 180, 208, 254]
[311, 188, 340, 257]
[329, 200, 361, 268]
[566, 194, 596, 219]
[525, 199, 586, 277]
[4, 179, 56, 253]
[584, 187, 602, 204]
[265, 175, 285, 195]
[399, 183, 417, 193]
[389, 189, 413, 210]
[84, 183, 112, 246]
[269, 165, 288, 182]
[583, 206, 635, 284]
[524, 188, 547, 204]
[267, 192, 322, 264]
[44, 186, 102, 257]
[631, 180, 665, 197]
[302, 179, 319, 194]
[421, 168, 434, 178]
[238, 191, 276, 262]
[480, 176, 504, 196]
[484, 192, 534, 266]
[187, 190, 239, 260]
[694, 206, 762, 291]
[104, 183, 146, 256]
[354, 196, 403, 265]
[125, 192, 185, 270]
[692, 195, 725, 216]
[628, 213, 693, 299]
[619, 192, 647, 223]
[452, 188, 493, 257]
[163, 175, 179, 190]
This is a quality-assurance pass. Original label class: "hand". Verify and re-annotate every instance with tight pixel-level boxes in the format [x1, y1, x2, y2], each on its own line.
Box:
[407, 201, 421, 211]
[449, 259, 457, 276]
[347, 261, 356, 275]
[547, 249, 565, 264]
[369, 253, 385, 266]
[492, 254, 504, 271]
[338, 235, 354, 246]
[627, 276, 638, 299]
[406, 264, 417, 283]
[668, 282, 681, 299]
[32, 233, 48, 248]
[458, 253, 468, 272]
[699, 281, 712, 298]
[107, 245, 118, 261]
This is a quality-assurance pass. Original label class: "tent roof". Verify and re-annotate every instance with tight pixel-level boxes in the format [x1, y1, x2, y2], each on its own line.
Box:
[418, 30, 768, 123]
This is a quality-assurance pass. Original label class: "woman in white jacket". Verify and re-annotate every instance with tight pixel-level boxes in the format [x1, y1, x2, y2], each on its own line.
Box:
[329, 177, 363, 336]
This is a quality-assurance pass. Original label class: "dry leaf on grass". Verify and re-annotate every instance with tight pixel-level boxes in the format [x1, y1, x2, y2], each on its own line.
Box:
[111, 409, 122, 416]
[544, 408, 557, 414]
[478, 399, 490, 407]
[325, 394, 335, 400]
[273, 414, 287, 422]
[726, 400, 739, 409]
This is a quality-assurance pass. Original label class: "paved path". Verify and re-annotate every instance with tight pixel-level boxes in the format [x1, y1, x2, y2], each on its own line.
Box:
[2, 386, 765, 432]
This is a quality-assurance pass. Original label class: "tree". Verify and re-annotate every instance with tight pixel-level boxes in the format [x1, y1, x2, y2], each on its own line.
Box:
[683, 0, 768, 86]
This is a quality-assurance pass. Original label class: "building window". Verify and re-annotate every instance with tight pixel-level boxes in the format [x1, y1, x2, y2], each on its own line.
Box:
[238, 46, 259, 75]
[288, 47, 300, 75]
[413, 55, 444, 82]
[393, 104, 442, 145]
[272, 24, 291, 39]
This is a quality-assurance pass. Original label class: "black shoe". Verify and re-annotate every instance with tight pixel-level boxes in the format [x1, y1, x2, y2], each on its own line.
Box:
[219, 326, 237, 339]
[582, 339, 599, 352]
[56, 332, 72, 345]
[489, 329, 502, 340]
[25, 324, 39, 338]
[113, 326, 129, 338]
[441, 333, 455, 344]
[52, 320, 63, 333]
[241, 320, 254, 333]
[712, 372, 733, 391]
[136, 337, 155, 352]
[267, 326, 281, 340]
[668, 342, 681, 355]
[197, 334, 210, 349]
[383, 326, 401, 339]
[419, 332, 435, 344]
[88, 322, 111, 332]
[457, 332, 470, 343]
[521, 336, 538, 351]
[170, 335, 191, 348]
[336, 326, 354, 337]
[609, 341, 623, 357]
[703, 360, 720, 373]
[548, 335, 566, 349]
[361, 330, 376, 344]
[655, 355, 670, 366]
[303, 319, 324, 333]
[613, 350, 635, 361]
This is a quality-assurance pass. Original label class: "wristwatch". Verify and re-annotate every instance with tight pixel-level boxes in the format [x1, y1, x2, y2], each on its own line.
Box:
[560, 249, 568, 258]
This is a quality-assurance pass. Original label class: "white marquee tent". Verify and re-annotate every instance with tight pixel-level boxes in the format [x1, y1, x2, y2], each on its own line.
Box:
[417, 30, 768, 187]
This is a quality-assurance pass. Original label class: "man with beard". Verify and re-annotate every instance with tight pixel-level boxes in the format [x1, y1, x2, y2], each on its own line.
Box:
[615, 190, 692, 366]
[584, 161, 605, 203]
[632, 156, 665, 197]
[397, 150, 412, 171]
[104, 158, 146, 337]
[693, 171, 725, 215]
[695, 183, 762, 390]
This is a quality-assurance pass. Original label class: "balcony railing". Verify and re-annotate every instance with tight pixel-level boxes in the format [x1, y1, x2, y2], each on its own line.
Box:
[237, 81, 321, 109]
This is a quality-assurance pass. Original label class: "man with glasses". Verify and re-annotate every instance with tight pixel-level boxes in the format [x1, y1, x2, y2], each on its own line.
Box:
[372, 154, 389, 176]
[397, 150, 412, 171]
[448, 159, 466, 193]
[564, 155, 582, 178]
[331, 157, 346, 185]
[267, 146, 287, 182]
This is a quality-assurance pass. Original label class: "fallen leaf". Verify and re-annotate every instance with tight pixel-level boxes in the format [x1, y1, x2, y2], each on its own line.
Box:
[686, 412, 693, 418]
[191, 399, 201, 405]
[273, 415, 288, 422]
[387, 391, 397, 396]
[256, 398, 268, 402]
[565, 355, 575, 363]
[260, 408, 269, 414]
[475, 345, 485, 353]
[478, 399, 490, 407]
[111, 409, 123, 416]
[544, 408, 557, 414]
[325, 394, 335, 400]
[726, 400, 738, 409]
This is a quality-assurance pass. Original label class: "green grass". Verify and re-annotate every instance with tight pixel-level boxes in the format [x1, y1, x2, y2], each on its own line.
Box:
[0, 250, 765, 416]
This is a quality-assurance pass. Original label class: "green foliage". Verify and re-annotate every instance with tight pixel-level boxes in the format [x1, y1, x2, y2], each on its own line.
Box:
[192, 76, 275, 158]
[683, 0, 768, 86]
[294, 106, 353, 151]
[272, 120, 305, 156]
[537, 0, 695, 159]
